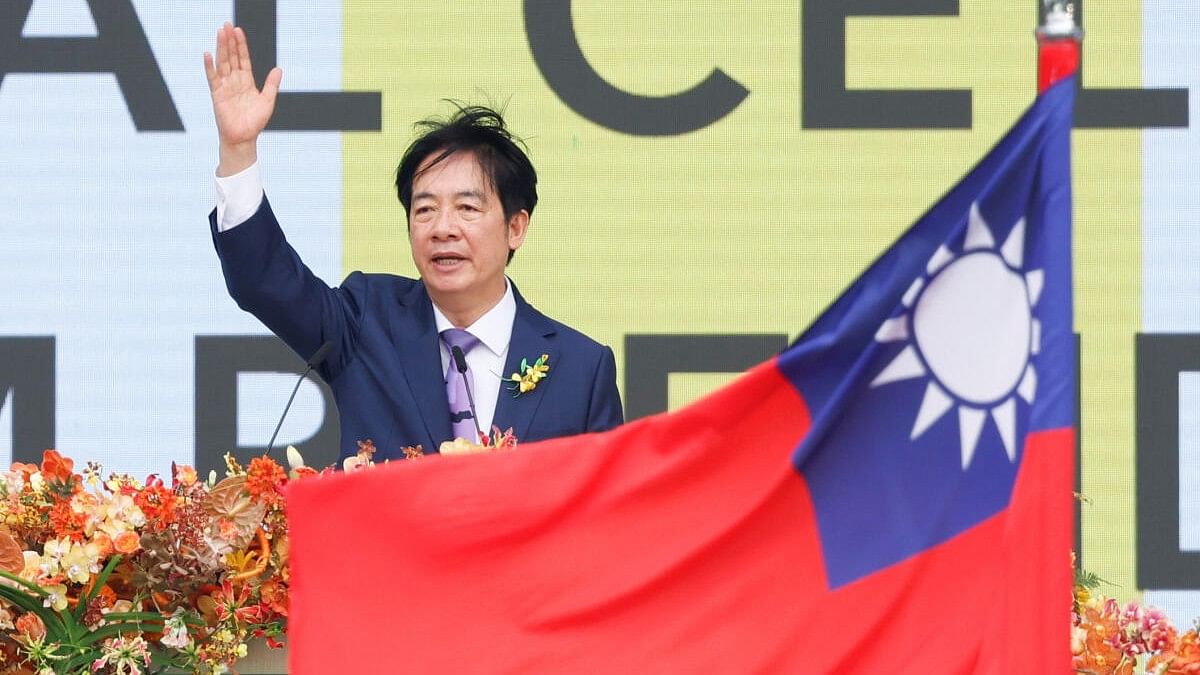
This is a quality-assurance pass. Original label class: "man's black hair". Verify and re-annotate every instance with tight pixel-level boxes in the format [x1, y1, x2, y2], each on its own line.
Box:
[395, 104, 538, 252]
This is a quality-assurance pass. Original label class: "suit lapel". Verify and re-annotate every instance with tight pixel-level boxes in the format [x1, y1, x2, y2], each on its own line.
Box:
[389, 282, 453, 453]
[493, 286, 557, 441]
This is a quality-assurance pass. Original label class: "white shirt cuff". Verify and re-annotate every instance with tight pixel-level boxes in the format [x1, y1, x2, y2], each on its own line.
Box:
[214, 162, 265, 232]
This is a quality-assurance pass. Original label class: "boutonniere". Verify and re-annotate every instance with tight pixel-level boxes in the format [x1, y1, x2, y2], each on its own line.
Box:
[506, 353, 549, 396]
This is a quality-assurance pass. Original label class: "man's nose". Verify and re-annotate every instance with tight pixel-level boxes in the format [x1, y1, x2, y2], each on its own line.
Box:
[430, 210, 460, 238]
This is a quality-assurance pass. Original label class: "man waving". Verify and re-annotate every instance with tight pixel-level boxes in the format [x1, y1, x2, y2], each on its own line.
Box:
[204, 23, 623, 461]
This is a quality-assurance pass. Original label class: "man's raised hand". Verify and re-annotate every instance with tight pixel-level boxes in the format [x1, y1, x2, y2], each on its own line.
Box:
[203, 22, 282, 176]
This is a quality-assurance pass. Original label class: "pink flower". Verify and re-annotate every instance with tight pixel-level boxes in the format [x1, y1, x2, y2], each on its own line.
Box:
[91, 635, 151, 674]
[1108, 600, 1177, 658]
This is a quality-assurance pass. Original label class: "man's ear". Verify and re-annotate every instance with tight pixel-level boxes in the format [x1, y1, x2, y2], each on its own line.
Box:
[507, 210, 530, 251]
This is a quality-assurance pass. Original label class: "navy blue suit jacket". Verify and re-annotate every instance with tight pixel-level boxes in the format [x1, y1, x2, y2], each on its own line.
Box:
[209, 197, 623, 461]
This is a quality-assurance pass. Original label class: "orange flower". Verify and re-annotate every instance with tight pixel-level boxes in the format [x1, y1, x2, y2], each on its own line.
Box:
[113, 530, 140, 555]
[173, 463, 197, 487]
[259, 578, 289, 617]
[134, 477, 177, 527]
[1150, 629, 1200, 674]
[290, 465, 318, 480]
[0, 531, 23, 575]
[91, 532, 114, 557]
[40, 449, 75, 484]
[1074, 599, 1135, 675]
[48, 499, 87, 541]
[245, 456, 286, 505]
[91, 582, 117, 607]
[14, 613, 45, 641]
[9, 462, 37, 480]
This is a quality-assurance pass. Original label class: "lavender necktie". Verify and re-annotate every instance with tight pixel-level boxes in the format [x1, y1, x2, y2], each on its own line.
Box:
[441, 328, 481, 442]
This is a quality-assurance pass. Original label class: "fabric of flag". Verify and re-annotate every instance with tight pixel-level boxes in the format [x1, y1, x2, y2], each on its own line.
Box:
[286, 78, 1075, 674]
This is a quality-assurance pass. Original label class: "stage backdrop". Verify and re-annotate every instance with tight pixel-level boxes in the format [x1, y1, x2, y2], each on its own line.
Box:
[1, 0, 1198, 628]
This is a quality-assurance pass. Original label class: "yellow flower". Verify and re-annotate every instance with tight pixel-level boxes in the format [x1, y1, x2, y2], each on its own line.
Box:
[224, 549, 258, 575]
[101, 493, 146, 531]
[43, 584, 68, 612]
[19, 551, 39, 582]
[61, 542, 100, 584]
[104, 474, 142, 493]
[439, 437, 488, 456]
[507, 354, 550, 396]
[39, 537, 70, 576]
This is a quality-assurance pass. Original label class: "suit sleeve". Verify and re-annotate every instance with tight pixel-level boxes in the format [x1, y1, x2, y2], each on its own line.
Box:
[585, 345, 624, 432]
[208, 195, 363, 381]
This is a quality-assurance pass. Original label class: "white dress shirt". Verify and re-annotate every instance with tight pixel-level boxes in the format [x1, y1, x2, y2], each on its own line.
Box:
[214, 163, 514, 432]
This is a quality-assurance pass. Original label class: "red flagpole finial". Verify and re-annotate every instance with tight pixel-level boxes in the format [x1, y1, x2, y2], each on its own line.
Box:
[1037, 2, 1082, 93]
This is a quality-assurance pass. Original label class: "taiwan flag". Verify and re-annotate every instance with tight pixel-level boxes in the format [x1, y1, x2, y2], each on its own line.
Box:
[287, 78, 1075, 673]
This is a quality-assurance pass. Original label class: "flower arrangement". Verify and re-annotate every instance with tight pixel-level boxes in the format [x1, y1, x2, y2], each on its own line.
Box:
[0, 433, 524, 674]
[1073, 553, 1200, 674]
[0, 448, 317, 674]
[2, 444, 1187, 674]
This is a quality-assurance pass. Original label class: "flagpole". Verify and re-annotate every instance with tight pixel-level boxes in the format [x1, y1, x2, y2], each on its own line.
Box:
[1037, 1, 1082, 93]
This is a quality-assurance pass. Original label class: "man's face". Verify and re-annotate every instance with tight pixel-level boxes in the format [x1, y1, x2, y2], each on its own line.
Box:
[409, 150, 528, 319]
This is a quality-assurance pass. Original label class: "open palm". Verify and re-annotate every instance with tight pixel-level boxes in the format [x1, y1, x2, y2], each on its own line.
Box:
[203, 23, 281, 147]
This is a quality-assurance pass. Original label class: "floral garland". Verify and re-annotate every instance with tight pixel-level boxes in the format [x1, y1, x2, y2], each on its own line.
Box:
[0, 446, 1191, 674]
[1073, 552, 1200, 674]
[0, 449, 316, 674]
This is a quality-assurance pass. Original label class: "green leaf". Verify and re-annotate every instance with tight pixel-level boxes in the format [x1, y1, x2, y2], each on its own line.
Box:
[62, 651, 102, 674]
[77, 620, 163, 646]
[0, 585, 73, 641]
[99, 610, 170, 623]
[0, 568, 49, 596]
[0, 586, 44, 613]
[1074, 567, 1112, 591]
[62, 614, 90, 646]
[74, 554, 123, 622]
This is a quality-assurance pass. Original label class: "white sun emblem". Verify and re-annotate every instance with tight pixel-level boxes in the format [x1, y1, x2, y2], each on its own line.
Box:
[870, 202, 1043, 470]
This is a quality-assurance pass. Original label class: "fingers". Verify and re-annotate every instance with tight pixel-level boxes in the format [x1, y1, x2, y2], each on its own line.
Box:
[203, 52, 217, 89]
[261, 67, 284, 106]
[235, 26, 253, 75]
[208, 22, 264, 92]
[218, 22, 233, 78]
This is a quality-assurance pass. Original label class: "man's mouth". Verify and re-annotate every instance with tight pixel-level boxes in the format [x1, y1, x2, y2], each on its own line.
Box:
[432, 255, 466, 268]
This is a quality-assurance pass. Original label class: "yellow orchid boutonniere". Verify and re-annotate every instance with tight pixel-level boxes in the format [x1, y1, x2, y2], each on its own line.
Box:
[507, 354, 549, 396]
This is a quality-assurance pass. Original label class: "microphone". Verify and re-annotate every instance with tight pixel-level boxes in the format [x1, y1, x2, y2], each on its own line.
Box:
[450, 345, 484, 442]
[266, 341, 332, 455]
